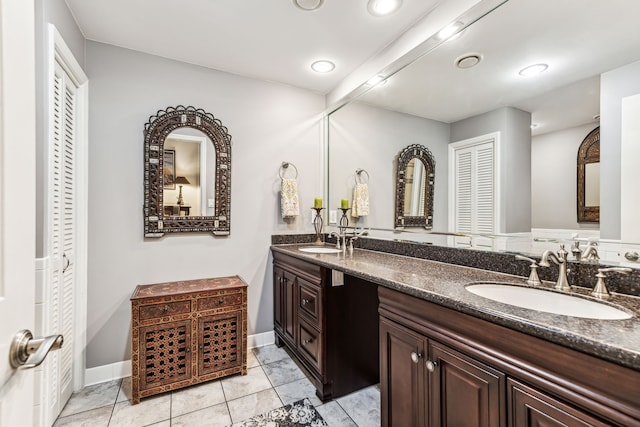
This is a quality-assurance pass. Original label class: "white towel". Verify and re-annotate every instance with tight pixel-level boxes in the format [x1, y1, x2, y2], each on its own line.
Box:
[281, 178, 300, 218]
[352, 183, 370, 217]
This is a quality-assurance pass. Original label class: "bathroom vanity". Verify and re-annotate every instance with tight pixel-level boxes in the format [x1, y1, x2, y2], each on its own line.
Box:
[272, 251, 379, 401]
[271, 243, 640, 426]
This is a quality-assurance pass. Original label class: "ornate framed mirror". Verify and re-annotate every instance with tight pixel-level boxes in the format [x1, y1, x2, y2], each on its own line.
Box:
[395, 144, 435, 228]
[577, 126, 600, 223]
[144, 106, 232, 237]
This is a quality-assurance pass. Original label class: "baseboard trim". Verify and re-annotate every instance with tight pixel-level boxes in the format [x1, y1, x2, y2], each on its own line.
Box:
[84, 331, 276, 386]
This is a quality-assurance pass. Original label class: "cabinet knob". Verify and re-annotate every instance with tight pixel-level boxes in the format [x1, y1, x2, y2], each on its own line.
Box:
[218, 298, 224, 305]
[163, 305, 169, 312]
[302, 298, 310, 305]
[302, 338, 313, 345]
[426, 360, 438, 372]
[410, 352, 423, 363]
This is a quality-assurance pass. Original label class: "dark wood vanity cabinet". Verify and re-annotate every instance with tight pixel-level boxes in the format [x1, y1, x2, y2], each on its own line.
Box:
[272, 251, 379, 401]
[131, 276, 247, 404]
[379, 286, 640, 427]
[380, 317, 504, 427]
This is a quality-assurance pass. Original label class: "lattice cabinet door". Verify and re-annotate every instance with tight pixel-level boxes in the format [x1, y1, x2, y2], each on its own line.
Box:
[138, 319, 193, 393]
[198, 311, 243, 376]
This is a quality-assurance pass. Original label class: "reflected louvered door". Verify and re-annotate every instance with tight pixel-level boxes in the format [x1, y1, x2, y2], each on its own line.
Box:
[46, 60, 77, 424]
[453, 140, 495, 247]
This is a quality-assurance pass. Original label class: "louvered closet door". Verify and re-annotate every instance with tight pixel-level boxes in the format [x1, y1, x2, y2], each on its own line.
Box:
[47, 60, 77, 421]
[453, 140, 495, 244]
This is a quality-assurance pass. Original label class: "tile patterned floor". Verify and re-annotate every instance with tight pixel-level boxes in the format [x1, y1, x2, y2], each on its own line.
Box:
[54, 345, 380, 427]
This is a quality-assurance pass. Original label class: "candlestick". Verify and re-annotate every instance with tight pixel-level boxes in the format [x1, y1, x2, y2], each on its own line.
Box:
[311, 207, 325, 245]
[339, 208, 350, 233]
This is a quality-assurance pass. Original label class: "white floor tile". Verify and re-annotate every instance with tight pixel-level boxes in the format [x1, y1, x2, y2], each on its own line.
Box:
[226, 388, 282, 424]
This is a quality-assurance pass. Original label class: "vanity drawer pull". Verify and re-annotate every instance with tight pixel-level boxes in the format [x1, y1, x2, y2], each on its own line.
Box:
[302, 338, 313, 345]
[302, 298, 311, 305]
[411, 352, 423, 364]
[426, 360, 438, 372]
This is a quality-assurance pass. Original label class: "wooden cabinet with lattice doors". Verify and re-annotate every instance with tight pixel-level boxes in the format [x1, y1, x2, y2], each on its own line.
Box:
[131, 276, 247, 404]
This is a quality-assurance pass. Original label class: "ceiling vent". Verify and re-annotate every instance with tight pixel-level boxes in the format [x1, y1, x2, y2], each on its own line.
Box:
[293, 0, 324, 11]
[456, 54, 482, 69]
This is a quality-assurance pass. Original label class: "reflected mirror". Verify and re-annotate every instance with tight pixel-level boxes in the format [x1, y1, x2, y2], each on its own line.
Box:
[577, 126, 600, 223]
[144, 106, 232, 237]
[327, 0, 640, 248]
[395, 144, 435, 228]
[162, 129, 216, 217]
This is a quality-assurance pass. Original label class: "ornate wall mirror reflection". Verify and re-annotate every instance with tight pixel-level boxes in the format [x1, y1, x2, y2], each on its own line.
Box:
[577, 126, 600, 223]
[395, 144, 435, 228]
[144, 106, 232, 237]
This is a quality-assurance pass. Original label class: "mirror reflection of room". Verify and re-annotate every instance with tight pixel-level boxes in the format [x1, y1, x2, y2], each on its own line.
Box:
[162, 129, 216, 217]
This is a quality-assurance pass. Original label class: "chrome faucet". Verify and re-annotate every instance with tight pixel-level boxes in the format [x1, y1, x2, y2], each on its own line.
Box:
[539, 244, 571, 291]
[329, 231, 342, 250]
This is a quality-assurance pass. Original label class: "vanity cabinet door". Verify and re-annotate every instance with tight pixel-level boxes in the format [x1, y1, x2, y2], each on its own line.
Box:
[428, 341, 505, 427]
[380, 316, 426, 427]
[283, 270, 297, 345]
[273, 266, 285, 335]
[508, 379, 609, 427]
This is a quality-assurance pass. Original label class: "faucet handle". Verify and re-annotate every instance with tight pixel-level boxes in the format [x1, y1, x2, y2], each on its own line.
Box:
[515, 255, 542, 286]
[591, 267, 632, 300]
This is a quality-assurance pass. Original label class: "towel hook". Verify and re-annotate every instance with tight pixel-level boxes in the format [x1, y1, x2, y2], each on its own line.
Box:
[279, 161, 298, 180]
[355, 168, 369, 184]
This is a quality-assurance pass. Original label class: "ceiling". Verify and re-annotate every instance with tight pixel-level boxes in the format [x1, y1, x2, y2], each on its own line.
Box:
[356, 0, 640, 135]
[64, 0, 442, 94]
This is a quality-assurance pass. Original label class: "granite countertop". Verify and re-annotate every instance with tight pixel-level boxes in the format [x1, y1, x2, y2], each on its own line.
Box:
[271, 244, 640, 371]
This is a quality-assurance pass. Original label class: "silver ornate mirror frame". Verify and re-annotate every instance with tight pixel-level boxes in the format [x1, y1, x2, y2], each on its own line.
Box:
[144, 106, 232, 237]
[395, 144, 435, 229]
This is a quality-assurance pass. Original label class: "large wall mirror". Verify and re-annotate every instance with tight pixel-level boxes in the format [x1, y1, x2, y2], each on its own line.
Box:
[144, 106, 231, 237]
[327, 0, 640, 251]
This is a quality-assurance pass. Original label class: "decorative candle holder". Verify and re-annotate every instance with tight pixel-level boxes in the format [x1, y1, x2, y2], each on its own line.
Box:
[311, 207, 325, 245]
[339, 208, 350, 234]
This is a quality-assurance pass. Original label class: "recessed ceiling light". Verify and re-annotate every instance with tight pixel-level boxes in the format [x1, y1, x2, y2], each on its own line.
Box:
[367, 75, 387, 86]
[293, 0, 324, 11]
[311, 60, 335, 73]
[367, 0, 402, 16]
[519, 63, 548, 77]
[437, 22, 464, 41]
[456, 54, 482, 69]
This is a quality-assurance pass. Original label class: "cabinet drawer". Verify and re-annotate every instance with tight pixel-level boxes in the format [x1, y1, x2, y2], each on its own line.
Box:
[198, 292, 243, 311]
[298, 318, 323, 373]
[298, 279, 321, 326]
[139, 300, 191, 320]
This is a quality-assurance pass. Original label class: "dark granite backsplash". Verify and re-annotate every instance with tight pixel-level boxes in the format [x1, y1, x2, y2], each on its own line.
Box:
[271, 233, 640, 298]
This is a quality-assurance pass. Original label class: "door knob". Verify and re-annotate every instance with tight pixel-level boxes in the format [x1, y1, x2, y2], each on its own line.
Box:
[9, 329, 63, 369]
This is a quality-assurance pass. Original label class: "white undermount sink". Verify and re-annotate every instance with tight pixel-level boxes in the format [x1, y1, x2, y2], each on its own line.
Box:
[466, 283, 632, 320]
[298, 246, 342, 254]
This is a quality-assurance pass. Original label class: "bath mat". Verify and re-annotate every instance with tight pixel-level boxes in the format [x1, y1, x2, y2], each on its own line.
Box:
[232, 398, 328, 427]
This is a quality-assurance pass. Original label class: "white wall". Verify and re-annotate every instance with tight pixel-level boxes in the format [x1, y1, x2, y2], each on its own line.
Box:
[328, 101, 450, 232]
[531, 123, 600, 230]
[85, 41, 324, 368]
